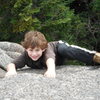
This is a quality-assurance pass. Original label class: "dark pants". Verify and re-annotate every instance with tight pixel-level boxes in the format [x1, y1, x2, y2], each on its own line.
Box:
[57, 41, 95, 65]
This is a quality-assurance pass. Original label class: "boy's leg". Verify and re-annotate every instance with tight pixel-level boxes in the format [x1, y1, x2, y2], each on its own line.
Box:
[57, 41, 100, 65]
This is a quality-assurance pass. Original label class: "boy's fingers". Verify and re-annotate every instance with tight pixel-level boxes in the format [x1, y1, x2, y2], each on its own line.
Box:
[5, 72, 17, 77]
[44, 73, 56, 78]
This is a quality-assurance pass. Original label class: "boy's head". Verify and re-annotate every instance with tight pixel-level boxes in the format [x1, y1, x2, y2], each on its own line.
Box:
[21, 31, 48, 61]
[21, 31, 48, 50]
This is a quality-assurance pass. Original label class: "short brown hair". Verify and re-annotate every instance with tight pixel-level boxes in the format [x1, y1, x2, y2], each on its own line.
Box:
[21, 31, 48, 50]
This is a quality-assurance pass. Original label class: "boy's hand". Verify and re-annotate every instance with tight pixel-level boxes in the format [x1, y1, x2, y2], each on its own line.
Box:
[5, 63, 17, 77]
[5, 71, 17, 77]
[44, 70, 56, 78]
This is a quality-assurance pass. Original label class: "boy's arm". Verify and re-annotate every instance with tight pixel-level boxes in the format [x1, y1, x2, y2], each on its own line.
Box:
[44, 58, 56, 78]
[5, 51, 26, 77]
[5, 63, 17, 77]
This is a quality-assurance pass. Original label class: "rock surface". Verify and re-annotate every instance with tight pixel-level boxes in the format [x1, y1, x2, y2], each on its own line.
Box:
[0, 65, 100, 100]
[0, 42, 24, 70]
[0, 42, 100, 100]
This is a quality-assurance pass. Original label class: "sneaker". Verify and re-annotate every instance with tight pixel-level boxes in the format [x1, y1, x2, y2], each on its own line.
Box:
[93, 52, 100, 63]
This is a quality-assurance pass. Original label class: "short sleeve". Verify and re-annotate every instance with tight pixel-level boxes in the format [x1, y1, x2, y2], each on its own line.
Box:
[12, 51, 26, 69]
[44, 42, 58, 62]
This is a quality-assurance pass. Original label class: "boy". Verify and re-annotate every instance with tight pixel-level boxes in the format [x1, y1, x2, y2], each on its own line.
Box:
[6, 31, 100, 78]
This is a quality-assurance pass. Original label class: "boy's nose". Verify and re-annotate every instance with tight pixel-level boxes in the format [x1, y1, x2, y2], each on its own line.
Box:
[32, 52, 37, 56]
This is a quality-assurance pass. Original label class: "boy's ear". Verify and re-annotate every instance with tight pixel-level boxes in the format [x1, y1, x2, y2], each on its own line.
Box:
[42, 49, 46, 52]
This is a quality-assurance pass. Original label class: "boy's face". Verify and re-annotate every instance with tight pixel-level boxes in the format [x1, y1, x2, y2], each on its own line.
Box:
[26, 47, 45, 61]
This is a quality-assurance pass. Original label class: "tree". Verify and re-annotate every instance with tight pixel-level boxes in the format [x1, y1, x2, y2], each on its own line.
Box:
[0, 0, 99, 51]
[0, 0, 40, 42]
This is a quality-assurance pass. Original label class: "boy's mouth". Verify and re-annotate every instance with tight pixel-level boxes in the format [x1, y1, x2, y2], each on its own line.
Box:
[31, 56, 39, 59]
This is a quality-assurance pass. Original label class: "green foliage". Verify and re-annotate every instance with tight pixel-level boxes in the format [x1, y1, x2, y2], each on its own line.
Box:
[0, 0, 41, 41]
[92, 0, 100, 13]
[77, 0, 100, 50]
[11, 0, 41, 32]
[39, 0, 84, 44]
[0, 0, 99, 51]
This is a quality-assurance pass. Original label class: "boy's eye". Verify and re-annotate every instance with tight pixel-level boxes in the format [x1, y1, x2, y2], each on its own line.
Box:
[29, 49, 33, 51]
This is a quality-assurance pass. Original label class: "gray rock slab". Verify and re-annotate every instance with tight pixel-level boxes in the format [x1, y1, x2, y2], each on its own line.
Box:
[0, 42, 25, 53]
[0, 42, 25, 70]
[0, 65, 100, 100]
